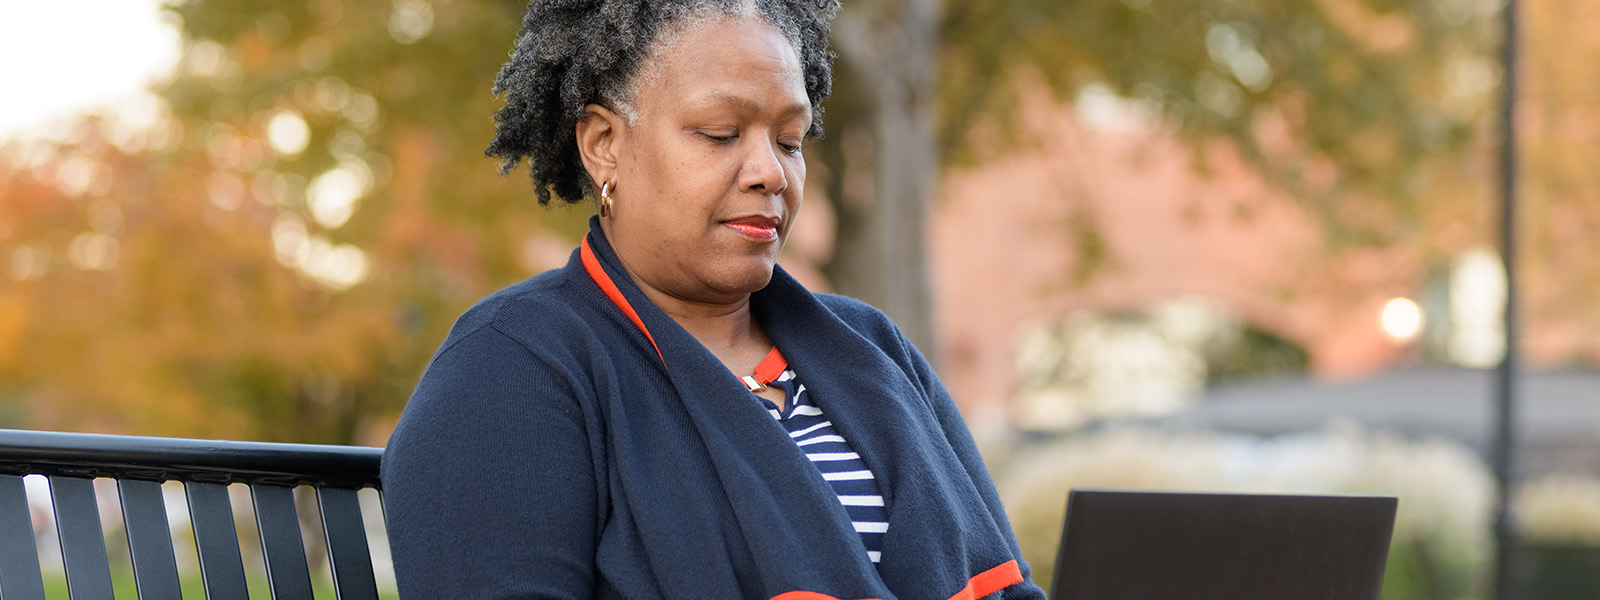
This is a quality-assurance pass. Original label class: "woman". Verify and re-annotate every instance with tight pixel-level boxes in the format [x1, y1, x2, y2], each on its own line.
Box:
[381, 1, 1045, 598]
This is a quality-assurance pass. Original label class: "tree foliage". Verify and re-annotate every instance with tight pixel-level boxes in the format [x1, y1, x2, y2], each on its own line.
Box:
[940, 0, 1498, 218]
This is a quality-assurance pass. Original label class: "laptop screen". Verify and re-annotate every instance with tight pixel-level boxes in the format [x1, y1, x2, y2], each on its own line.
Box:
[1050, 489, 1398, 600]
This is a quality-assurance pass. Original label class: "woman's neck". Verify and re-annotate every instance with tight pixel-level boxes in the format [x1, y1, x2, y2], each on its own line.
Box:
[639, 285, 768, 359]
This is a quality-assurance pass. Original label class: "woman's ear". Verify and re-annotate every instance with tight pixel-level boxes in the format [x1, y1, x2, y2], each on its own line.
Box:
[576, 104, 626, 187]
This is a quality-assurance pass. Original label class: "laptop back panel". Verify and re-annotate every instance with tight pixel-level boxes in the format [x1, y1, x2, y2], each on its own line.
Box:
[1051, 489, 1398, 600]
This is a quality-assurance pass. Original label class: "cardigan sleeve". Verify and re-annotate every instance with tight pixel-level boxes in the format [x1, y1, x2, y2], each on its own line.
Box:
[382, 324, 600, 599]
[907, 345, 1047, 600]
[865, 314, 1047, 600]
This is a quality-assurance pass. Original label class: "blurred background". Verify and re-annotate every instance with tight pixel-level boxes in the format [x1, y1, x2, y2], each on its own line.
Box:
[2, 0, 1599, 597]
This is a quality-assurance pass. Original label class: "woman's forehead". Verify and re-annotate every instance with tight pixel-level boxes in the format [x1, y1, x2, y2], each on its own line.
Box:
[681, 88, 812, 121]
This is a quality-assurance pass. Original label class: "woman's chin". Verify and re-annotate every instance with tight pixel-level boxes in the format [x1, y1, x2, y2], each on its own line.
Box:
[702, 259, 779, 297]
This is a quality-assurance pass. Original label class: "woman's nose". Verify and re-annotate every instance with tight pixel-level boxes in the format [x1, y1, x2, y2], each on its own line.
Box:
[739, 140, 788, 195]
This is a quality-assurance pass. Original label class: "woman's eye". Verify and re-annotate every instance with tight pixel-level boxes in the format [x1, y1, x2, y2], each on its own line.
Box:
[701, 132, 737, 143]
[778, 141, 803, 156]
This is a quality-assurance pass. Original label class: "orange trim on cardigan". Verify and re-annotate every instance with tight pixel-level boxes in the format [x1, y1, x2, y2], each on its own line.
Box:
[580, 236, 665, 366]
[766, 560, 1022, 600]
[753, 346, 787, 382]
[741, 346, 788, 391]
[769, 592, 881, 600]
[944, 560, 1024, 600]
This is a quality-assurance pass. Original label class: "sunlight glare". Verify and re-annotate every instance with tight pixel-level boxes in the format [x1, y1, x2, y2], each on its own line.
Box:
[0, 0, 181, 142]
[1380, 297, 1424, 342]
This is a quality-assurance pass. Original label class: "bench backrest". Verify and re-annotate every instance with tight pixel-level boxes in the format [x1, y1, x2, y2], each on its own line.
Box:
[0, 428, 384, 599]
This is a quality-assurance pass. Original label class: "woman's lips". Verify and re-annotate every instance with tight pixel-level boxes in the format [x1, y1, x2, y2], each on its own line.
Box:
[723, 216, 780, 242]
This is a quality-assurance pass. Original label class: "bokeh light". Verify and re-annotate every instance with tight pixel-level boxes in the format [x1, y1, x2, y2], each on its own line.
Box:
[267, 110, 311, 157]
[1381, 297, 1424, 342]
[307, 160, 372, 229]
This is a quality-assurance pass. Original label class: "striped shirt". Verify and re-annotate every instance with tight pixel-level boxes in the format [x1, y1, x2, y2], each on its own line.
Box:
[760, 368, 889, 565]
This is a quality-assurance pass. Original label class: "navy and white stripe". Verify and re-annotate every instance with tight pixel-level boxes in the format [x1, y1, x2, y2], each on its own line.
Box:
[761, 368, 889, 564]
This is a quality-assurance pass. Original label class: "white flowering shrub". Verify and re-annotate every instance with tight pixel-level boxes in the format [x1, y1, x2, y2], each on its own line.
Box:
[1518, 475, 1600, 544]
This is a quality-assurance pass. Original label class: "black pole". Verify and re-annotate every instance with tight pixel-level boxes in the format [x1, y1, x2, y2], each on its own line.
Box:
[1491, 0, 1519, 595]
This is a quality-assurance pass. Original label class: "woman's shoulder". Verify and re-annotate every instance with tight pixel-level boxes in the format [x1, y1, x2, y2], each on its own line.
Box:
[433, 258, 592, 360]
[408, 259, 611, 410]
[810, 292, 912, 354]
[810, 291, 882, 322]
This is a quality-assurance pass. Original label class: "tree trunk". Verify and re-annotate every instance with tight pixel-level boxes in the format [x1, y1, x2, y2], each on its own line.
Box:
[828, 0, 943, 362]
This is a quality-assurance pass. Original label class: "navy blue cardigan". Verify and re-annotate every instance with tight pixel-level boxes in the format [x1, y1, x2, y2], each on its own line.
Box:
[382, 220, 1044, 599]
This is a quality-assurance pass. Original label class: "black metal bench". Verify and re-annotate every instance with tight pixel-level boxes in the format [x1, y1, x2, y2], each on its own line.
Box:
[0, 428, 385, 599]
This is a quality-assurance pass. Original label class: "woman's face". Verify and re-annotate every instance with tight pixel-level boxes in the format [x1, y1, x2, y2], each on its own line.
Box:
[590, 16, 810, 306]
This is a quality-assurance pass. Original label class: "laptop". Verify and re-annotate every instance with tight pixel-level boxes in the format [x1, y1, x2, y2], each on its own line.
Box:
[1050, 489, 1398, 600]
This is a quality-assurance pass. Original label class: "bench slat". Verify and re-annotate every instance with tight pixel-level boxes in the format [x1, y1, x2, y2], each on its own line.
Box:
[318, 487, 378, 600]
[0, 429, 384, 488]
[49, 475, 115, 600]
[253, 483, 314, 599]
[118, 479, 184, 599]
[0, 474, 44, 599]
[187, 480, 250, 600]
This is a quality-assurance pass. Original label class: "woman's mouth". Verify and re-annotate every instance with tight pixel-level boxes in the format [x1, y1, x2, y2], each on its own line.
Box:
[722, 215, 781, 242]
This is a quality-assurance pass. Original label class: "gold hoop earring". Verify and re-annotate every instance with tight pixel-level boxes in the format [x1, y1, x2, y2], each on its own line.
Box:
[598, 181, 613, 218]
